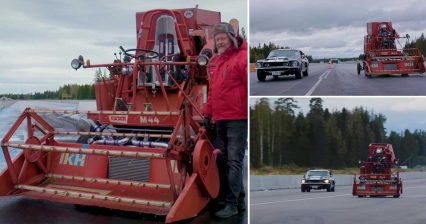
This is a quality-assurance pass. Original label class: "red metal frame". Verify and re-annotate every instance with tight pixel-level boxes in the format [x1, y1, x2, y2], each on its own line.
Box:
[360, 22, 426, 76]
[0, 7, 223, 223]
[352, 143, 403, 197]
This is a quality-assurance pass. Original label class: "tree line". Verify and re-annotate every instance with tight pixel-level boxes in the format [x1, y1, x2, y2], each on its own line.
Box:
[404, 33, 426, 56]
[250, 98, 426, 169]
[0, 84, 95, 100]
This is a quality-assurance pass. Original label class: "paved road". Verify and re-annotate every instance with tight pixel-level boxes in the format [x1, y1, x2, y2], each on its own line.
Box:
[251, 178, 426, 224]
[250, 63, 426, 96]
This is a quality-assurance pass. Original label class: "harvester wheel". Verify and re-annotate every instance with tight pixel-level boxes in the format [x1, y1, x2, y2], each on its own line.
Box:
[357, 63, 361, 75]
[257, 70, 266, 81]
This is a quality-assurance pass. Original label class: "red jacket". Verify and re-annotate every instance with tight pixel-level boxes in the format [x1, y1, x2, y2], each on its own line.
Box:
[203, 38, 247, 121]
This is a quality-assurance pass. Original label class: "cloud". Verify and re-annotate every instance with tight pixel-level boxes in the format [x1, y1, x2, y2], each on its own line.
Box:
[0, 0, 247, 94]
[250, 0, 426, 58]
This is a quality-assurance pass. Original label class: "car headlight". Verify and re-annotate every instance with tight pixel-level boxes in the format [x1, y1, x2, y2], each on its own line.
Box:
[301, 179, 305, 184]
[256, 62, 262, 68]
[292, 61, 299, 67]
[324, 179, 330, 184]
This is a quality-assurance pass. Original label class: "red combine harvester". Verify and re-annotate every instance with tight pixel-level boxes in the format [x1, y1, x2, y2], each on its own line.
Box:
[357, 22, 426, 77]
[0, 8, 236, 223]
[352, 143, 403, 198]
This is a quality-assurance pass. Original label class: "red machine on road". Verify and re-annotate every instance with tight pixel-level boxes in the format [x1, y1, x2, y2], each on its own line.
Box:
[357, 22, 425, 77]
[352, 143, 403, 198]
[0, 7, 235, 223]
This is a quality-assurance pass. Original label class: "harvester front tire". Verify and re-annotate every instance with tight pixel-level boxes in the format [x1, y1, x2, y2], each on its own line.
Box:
[357, 63, 361, 75]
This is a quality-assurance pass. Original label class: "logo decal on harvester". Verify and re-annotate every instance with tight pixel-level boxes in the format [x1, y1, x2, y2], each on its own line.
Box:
[59, 153, 86, 167]
[109, 115, 128, 124]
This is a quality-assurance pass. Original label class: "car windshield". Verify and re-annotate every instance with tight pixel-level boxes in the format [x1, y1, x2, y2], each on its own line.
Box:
[307, 171, 329, 177]
[268, 50, 299, 58]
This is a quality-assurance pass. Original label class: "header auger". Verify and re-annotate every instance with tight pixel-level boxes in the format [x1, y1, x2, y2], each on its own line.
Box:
[357, 22, 425, 77]
[0, 7, 236, 223]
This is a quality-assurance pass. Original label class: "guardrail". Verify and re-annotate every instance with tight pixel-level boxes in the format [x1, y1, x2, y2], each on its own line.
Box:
[250, 171, 426, 191]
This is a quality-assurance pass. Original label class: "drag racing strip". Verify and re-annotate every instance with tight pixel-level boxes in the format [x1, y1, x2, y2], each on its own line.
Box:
[251, 193, 351, 206]
[304, 68, 332, 96]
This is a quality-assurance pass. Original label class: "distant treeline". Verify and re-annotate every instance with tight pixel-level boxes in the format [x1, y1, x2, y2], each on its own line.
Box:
[0, 84, 95, 100]
[249, 43, 311, 63]
[249, 42, 359, 63]
[250, 98, 426, 169]
[404, 33, 426, 56]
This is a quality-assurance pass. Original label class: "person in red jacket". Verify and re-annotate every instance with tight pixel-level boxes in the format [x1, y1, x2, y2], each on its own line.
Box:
[203, 22, 247, 218]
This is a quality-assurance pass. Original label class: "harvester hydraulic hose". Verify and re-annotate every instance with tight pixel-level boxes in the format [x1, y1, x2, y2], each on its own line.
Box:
[131, 139, 168, 148]
[93, 137, 130, 146]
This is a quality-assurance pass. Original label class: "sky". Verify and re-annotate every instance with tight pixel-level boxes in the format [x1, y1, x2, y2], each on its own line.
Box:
[250, 97, 426, 134]
[0, 0, 247, 94]
[250, 0, 426, 59]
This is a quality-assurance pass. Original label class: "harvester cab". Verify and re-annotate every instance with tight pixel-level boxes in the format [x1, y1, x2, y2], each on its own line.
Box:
[357, 22, 426, 77]
[0, 7, 236, 223]
[352, 143, 403, 198]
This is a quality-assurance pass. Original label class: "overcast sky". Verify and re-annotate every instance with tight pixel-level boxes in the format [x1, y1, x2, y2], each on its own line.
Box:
[0, 0, 247, 94]
[250, 97, 426, 134]
[250, 0, 426, 59]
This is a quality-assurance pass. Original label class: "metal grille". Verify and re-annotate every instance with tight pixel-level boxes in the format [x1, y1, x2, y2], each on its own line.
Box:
[108, 157, 150, 182]
[384, 64, 397, 70]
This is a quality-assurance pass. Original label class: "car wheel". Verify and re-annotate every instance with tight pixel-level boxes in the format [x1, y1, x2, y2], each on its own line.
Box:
[295, 69, 302, 79]
[401, 74, 408, 77]
[306, 188, 310, 192]
[301, 187, 305, 192]
[257, 70, 266, 81]
[303, 65, 309, 76]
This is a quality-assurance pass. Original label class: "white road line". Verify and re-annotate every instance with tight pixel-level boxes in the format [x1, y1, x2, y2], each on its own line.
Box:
[304, 69, 332, 96]
[251, 193, 351, 207]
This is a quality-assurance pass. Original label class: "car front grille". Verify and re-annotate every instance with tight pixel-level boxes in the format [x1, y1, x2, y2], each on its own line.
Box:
[263, 62, 289, 67]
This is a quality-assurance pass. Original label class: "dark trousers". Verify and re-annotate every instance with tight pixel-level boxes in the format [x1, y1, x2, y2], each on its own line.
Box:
[216, 120, 247, 206]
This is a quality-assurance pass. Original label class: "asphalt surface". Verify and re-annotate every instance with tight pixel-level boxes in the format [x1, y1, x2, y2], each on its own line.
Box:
[0, 100, 247, 224]
[251, 178, 426, 224]
[250, 63, 426, 96]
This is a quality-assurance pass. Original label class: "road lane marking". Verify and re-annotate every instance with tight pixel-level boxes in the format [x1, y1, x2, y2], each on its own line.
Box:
[305, 69, 332, 96]
[251, 193, 351, 207]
